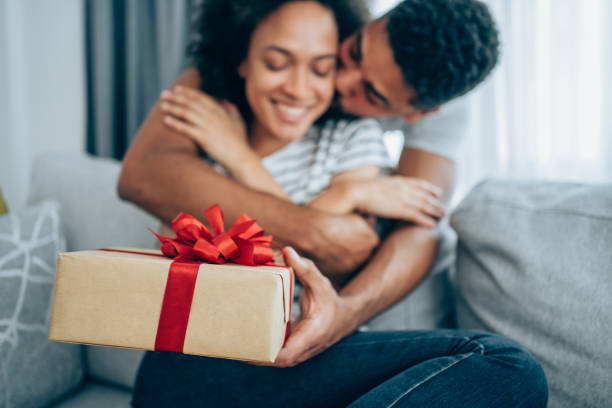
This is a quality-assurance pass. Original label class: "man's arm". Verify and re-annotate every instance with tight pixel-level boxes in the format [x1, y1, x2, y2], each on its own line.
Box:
[339, 148, 455, 329]
[271, 148, 456, 367]
[118, 67, 379, 276]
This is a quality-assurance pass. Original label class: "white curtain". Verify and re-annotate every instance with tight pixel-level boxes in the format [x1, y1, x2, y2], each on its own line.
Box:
[455, 0, 612, 202]
[370, 0, 612, 203]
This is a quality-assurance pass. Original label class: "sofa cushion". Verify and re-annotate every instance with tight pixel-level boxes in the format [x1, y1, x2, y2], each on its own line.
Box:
[86, 346, 145, 389]
[27, 153, 158, 251]
[451, 180, 612, 408]
[0, 201, 83, 407]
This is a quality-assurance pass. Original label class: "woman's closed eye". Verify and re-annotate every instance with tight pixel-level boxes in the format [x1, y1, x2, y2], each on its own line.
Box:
[312, 59, 336, 78]
[264, 58, 290, 71]
[262, 48, 292, 71]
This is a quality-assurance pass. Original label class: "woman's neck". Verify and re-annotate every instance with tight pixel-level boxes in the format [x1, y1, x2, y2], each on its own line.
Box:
[249, 121, 292, 158]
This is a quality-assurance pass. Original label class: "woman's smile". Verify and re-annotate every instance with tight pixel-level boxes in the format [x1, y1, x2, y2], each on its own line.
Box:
[270, 99, 313, 123]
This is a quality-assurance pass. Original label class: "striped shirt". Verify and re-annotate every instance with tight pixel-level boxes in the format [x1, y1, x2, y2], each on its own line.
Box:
[261, 118, 393, 204]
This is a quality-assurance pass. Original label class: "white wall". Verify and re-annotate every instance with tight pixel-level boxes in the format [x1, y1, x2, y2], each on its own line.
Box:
[0, 0, 86, 210]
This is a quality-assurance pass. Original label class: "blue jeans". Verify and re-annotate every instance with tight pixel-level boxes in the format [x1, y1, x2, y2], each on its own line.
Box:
[131, 329, 547, 407]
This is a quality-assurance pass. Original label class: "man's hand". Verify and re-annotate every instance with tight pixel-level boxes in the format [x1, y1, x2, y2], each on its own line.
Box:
[253, 247, 359, 368]
[305, 213, 379, 281]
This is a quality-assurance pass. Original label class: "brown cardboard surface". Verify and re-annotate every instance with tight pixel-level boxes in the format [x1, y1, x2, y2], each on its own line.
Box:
[49, 248, 292, 362]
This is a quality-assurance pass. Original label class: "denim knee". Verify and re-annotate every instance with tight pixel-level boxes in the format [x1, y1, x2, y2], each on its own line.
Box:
[472, 331, 549, 407]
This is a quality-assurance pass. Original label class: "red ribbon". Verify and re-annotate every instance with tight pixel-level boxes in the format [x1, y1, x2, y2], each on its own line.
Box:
[154, 260, 200, 352]
[149, 204, 276, 267]
[99, 205, 292, 355]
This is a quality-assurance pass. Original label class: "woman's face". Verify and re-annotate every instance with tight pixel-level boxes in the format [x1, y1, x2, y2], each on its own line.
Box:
[239, 1, 338, 144]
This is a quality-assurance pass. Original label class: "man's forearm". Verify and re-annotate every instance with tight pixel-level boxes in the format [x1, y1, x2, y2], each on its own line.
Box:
[119, 143, 318, 251]
[336, 147, 455, 332]
[338, 224, 438, 331]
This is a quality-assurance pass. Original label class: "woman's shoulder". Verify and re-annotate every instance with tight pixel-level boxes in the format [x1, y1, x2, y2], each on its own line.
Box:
[317, 117, 384, 142]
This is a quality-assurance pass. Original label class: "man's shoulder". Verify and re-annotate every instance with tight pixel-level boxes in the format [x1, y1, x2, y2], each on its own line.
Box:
[380, 97, 470, 160]
[379, 97, 469, 133]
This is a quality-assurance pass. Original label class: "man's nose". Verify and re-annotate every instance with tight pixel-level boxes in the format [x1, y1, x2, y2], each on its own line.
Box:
[335, 67, 362, 97]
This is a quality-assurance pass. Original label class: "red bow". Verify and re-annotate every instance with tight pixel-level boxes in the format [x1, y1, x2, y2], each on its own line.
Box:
[150, 205, 275, 266]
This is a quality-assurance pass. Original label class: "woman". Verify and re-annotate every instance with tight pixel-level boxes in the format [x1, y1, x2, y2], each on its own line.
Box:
[131, 1, 548, 407]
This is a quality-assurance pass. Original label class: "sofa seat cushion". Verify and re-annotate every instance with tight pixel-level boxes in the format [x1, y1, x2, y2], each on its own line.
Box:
[0, 201, 83, 407]
[451, 180, 612, 408]
[50, 381, 132, 408]
[86, 346, 145, 389]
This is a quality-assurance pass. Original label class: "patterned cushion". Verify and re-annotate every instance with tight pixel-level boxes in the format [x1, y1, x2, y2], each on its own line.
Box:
[0, 201, 83, 407]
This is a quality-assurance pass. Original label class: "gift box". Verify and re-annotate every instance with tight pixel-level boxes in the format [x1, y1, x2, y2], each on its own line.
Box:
[49, 206, 293, 363]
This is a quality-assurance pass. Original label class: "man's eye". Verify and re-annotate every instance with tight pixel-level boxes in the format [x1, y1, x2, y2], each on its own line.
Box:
[365, 91, 379, 106]
[349, 42, 360, 62]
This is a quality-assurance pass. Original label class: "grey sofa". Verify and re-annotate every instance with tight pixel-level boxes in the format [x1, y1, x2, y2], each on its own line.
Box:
[2, 153, 610, 407]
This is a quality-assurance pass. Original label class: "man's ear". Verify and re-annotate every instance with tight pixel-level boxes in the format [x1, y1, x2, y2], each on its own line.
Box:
[403, 107, 440, 124]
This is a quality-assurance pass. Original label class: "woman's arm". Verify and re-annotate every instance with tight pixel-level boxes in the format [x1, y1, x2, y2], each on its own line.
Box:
[307, 165, 380, 214]
[159, 86, 289, 200]
[308, 166, 445, 227]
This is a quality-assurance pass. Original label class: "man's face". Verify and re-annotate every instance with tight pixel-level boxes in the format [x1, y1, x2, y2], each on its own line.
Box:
[336, 17, 427, 120]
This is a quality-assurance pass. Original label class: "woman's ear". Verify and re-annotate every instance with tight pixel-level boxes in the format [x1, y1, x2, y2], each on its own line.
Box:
[238, 60, 247, 78]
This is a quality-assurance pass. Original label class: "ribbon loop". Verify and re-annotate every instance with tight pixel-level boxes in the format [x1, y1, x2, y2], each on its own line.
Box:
[151, 205, 275, 266]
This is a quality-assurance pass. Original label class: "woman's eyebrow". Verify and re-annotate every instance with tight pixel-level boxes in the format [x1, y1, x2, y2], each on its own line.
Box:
[263, 46, 336, 61]
[263, 46, 291, 56]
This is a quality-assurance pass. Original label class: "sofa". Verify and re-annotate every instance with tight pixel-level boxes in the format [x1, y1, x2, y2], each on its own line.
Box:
[1, 152, 610, 407]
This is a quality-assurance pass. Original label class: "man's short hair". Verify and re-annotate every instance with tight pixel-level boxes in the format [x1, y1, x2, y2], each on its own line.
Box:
[387, 0, 499, 109]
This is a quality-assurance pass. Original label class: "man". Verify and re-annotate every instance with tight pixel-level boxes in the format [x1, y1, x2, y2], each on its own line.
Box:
[118, 0, 499, 367]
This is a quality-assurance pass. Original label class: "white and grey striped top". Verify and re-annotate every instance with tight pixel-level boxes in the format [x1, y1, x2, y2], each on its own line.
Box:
[261, 118, 393, 204]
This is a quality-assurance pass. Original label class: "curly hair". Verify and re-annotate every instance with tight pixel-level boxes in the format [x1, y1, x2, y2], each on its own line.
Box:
[188, 0, 369, 122]
[386, 0, 500, 109]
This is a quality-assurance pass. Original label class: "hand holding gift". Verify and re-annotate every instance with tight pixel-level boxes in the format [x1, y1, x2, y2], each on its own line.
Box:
[255, 247, 357, 368]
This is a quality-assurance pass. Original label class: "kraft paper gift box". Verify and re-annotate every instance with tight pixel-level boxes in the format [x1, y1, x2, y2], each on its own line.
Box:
[49, 206, 294, 363]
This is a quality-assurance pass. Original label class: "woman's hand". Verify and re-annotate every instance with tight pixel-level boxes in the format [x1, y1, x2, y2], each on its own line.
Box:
[159, 86, 253, 170]
[349, 176, 445, 228]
